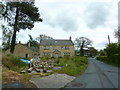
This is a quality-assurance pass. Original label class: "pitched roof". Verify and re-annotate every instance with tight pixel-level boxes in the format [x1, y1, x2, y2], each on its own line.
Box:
[21, 44, 39, 52]
[40, 39, 74, 46]
[53, 49, 61, 53]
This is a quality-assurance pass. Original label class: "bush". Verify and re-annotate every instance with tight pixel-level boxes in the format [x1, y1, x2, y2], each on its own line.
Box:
[2, 54, 28, 72]
[105, 43, 119, 56]
[96, 56, 108, 61]
[108, 54, 119, 65]
[96, 55, 120, 67]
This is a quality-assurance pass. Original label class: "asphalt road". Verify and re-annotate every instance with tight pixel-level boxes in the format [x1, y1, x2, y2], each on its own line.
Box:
[64, 58, 119, 88]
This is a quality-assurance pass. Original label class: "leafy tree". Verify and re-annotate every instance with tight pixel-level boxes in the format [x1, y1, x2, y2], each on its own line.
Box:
[27, 34, 39, 47]
[2, 25, 12, 51]
[2, 2, 42, 53]
[105, 43, 119, 56]
[89, 47, 98, 56]
[98, 49, 106, 56]
[74, 37, 92, 56]
[35, 34, 53, 43]
[0, 2, 4, 19]
[114, 27, 120, 44]
[104, 43, 120, 64]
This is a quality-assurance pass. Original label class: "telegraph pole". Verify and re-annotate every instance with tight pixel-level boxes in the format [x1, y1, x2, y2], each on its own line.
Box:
[108, 35, 110, 44]
[118, 29, 120, 44]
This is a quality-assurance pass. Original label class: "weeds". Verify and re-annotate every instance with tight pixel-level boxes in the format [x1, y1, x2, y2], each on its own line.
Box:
[2, 54, 28, 72]
[54, 56, 88, 76]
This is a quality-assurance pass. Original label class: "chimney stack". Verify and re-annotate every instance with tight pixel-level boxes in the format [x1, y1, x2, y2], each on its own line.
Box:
[69, 36, 71, 40]
[28, 42, 30, 47]
[19, 41, 21, 44]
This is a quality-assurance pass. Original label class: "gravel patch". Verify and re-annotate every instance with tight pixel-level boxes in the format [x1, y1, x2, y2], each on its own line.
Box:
[30, 73, 76, 88]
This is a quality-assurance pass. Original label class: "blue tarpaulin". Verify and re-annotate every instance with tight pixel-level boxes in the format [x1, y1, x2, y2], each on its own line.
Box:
[20, 59, 30, 64]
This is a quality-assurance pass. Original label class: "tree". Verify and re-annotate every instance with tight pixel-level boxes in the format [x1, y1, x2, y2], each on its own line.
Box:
[105, 43, 119, 56]
[98, 49, 106, 56]
[2, 2, 42, 53]
[27, 34, 39, 47]
[114, 27, 120, 44]
[2, 25, 12, 51]
[0, 2, 4, 19]
[74, 37, 92, 56]
[104, 43, 119, 64]
[35, 34, 53, 43]
[89, 47, 98, 56]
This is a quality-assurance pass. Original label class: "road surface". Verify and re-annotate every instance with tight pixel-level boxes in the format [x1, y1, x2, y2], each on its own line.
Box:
[64, 58, 118, 88]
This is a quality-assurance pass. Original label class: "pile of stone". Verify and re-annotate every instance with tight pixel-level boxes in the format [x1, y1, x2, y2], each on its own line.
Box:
[27, 58, 55, 73]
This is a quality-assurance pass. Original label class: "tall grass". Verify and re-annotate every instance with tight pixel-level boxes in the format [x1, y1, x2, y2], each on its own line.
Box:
[54, 56, 88, 76]
[2, 54, 28, 72]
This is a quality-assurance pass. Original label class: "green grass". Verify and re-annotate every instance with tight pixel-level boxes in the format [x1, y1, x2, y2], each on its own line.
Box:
[53, 56, 88, 76]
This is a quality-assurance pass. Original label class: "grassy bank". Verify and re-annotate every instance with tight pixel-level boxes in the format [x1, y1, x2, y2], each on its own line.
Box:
[96, 55, 120, 67]
[2, 66, 37, 88]
[2, 54, 28, 72]
[2, 54, 37, 88]
[53, 56, 88, 76]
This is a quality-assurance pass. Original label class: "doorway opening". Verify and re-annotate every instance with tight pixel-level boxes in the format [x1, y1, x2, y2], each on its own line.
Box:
[25, 54, 28, 58]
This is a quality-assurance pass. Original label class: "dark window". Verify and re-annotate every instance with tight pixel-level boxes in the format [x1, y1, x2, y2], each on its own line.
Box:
[44, 52, 50, 56]
[61, 46, 69, 50]
[44, 46, 49, 50]
[61, 46, 65, 49]
[64, 53, 70, 56]
[65, 46, 69, 50]
[25, 54, 28, 58]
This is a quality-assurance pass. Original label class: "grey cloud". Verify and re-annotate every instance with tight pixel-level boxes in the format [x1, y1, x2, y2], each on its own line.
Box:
[54, 14, 78, 31]
[46, 11, 79, 32]
[118, 2, 120, 26]
[85, 2, 111, 29]
[95, 41, 108, 49]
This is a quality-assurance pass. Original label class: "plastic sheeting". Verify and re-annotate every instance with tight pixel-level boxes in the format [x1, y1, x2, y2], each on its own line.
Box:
[20, 59, 30, 64]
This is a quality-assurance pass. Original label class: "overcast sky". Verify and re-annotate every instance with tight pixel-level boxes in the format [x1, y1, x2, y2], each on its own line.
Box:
[0, 0, 119, 50]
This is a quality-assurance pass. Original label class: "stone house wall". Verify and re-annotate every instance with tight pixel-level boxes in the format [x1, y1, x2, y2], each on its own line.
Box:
[13, 43, 38, 58]
[39, 45, 74, 57]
